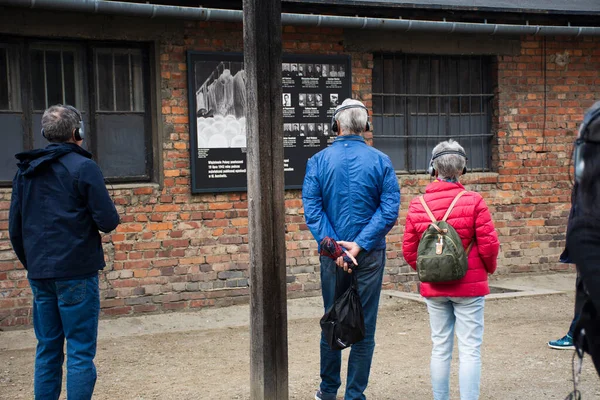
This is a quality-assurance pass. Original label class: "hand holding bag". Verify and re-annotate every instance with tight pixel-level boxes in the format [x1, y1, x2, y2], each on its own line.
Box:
[319, 236, 365, 350]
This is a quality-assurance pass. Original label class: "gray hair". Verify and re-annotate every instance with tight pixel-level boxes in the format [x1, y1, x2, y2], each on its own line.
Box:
[41, 105, 80, 143]
[431, 140, 467, 180]
[335, 98, 368, 135]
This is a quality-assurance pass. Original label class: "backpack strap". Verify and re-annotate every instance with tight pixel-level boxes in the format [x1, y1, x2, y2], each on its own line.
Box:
[444, 191, 475, 253]
[442, 191, 467, 222]
[466, 241, 474, 254]
[419, 196, 437, 223]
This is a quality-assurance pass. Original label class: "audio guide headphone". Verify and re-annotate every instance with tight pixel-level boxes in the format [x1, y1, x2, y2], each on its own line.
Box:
[428, 149, 468, 177]
[42, 105, 85, 142]
[331, 104, 371, 134]
[573, 104, 600, 183]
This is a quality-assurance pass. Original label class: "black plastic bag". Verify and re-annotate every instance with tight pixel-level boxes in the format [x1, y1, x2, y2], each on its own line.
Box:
[320, 275, 365, 351]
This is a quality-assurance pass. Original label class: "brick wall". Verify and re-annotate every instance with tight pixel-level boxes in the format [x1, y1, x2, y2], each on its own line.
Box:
[0, 11, 599, 326]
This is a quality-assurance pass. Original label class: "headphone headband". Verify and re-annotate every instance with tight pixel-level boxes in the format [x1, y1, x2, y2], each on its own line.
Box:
[428, 149, 468, 177]
[330, 103, 371, 133]
[333, 104, 368, 116]
[431, 150, 468, 161]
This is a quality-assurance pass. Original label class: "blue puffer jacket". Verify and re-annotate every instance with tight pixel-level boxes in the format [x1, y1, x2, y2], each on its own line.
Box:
[9, 143, 120, 279]
[302, 135, 400, 252]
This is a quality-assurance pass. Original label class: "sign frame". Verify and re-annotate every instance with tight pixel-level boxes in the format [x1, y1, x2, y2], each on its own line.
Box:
[187, 51, 352, 194]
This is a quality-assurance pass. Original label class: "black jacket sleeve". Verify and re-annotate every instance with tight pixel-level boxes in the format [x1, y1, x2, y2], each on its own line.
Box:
[78, 160, 120, 233]
[568, 215, 600, 311]
[8, 177, 27, 268]
[560, 183, 579, 263]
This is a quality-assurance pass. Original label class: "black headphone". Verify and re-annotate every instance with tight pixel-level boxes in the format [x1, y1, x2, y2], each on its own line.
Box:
[573, 104, 600, 183]
[428, 149, 468, 177]
[41, 105, 84, 142]
[331, 104, 371, 133]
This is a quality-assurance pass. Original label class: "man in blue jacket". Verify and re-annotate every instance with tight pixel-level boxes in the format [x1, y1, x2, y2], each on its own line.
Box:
[303, 99, 400, 400]
[9, 105, 120, 400]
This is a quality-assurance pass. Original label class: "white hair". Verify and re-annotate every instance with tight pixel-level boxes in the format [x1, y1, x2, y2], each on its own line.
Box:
[431, 140, 467, 181]
[335, 98, 368, 135]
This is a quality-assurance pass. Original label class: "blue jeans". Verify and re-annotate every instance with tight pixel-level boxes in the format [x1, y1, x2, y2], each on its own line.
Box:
[425, 296, 485, 400]
[29, 275, 100, 400]
[319, 249, 386, 400]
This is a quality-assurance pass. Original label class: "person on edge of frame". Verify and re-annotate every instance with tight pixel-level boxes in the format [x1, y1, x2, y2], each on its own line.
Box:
[303, 98, 400, 400]
[565, 100, 600, 377]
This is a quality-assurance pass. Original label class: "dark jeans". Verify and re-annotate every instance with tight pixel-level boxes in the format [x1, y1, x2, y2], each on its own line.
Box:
[568, 273, 585, 337]
[28, 275, 100, 400]
[319, 249, 386, 400]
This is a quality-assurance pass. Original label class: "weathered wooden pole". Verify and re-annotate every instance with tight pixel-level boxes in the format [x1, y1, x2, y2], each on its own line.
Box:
[243, 0, 289, 399]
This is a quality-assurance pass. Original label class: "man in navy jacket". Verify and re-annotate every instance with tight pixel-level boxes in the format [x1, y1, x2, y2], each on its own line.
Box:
[9, 105, 120, 400]
[303, 99, 400, 400]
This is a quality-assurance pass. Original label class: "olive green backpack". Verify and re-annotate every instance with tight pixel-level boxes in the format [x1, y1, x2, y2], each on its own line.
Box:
[416, 191, 473, 283]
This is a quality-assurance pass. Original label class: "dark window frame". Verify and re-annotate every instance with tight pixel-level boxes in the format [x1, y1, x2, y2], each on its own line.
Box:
[0, 35, 154, 185]
[372, 53, 495, 174]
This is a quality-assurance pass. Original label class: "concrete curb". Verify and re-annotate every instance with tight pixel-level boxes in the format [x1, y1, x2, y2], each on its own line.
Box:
[382, 284, 565, 304]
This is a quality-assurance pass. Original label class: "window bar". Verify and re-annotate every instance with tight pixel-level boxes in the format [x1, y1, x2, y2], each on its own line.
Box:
[403, 55, 409, 173]
[374, 93, 492, 97]
[5, 48, 10, 109]
[480, 56, 486, 172]
[128, 52, 133, 112]
[423, 56, 429, 173]
[60, 50, 66, 105]
[391, 54, 396, 145]
[375, 133, 493, 139]
[414, 55, 420, 174]
[381, 53, 384, 141]
[43, 51, 48, 109]
[456, 57, 461, 147]
[95, 52, 99, 111]
[468, 57, 473, 173]
[445, 57, 450, 145]
[112, 51, 117, 112]
[437, 57, 442, 161]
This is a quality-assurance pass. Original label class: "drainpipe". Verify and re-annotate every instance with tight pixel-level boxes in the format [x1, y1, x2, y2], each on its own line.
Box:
[1, 0, 599, 36]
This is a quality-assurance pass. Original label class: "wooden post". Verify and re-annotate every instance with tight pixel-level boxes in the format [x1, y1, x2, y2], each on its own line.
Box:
[243, 0, 289, 399]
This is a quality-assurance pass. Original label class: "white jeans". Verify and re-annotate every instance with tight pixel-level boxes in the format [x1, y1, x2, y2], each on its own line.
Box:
[425, 296, 485, 400]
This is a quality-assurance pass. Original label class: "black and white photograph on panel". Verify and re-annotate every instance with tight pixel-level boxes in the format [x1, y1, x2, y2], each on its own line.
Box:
[330, 93, 339, 107]
[194, 58, 246, 150]
[298, 93, 306, 107]
[283, 93, 292, 107]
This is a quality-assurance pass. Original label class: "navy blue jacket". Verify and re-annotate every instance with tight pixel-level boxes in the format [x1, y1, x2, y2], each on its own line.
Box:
[9, 143, 120, 279]
[302, 135, 400, 252]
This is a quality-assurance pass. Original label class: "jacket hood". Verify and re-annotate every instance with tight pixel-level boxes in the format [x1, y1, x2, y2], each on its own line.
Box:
[15, 143, 92, 176]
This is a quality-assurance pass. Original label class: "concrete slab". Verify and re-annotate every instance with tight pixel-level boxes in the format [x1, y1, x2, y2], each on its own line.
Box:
[383, 272, 574, 304]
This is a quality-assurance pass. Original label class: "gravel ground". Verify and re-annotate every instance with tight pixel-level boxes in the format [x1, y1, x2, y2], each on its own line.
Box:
[1, 284, 600, 399]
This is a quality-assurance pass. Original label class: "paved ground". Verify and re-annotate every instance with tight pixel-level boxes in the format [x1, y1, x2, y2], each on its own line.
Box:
[1, 272, 599, 399]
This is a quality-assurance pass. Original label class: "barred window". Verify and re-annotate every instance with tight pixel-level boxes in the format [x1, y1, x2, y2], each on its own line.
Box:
[94, 48, 149, 179]
[372, 54, 494, 174]
[0, 39, 153, 184]
[0, 44, 22, 180]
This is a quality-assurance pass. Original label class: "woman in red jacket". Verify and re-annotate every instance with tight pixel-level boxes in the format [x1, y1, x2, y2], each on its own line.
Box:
[402, 140, 500, 400]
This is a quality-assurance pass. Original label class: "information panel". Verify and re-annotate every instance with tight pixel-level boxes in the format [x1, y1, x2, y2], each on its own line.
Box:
[187, 51, 351, 193]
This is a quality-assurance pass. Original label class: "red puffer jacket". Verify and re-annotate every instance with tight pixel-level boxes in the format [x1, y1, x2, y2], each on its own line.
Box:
[402, 181, 500, 297]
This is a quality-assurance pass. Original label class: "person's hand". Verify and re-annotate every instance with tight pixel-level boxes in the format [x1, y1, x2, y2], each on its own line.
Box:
[335, 241, 360, 273]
